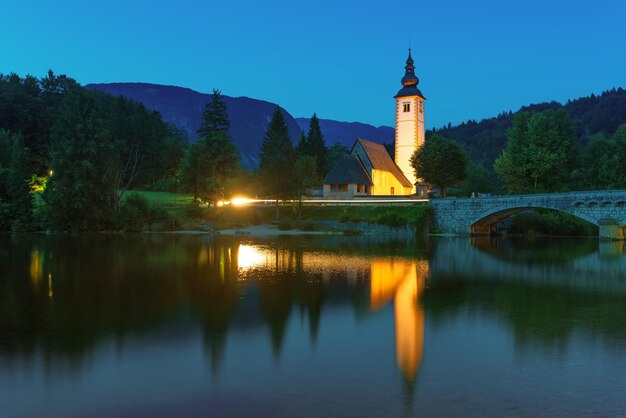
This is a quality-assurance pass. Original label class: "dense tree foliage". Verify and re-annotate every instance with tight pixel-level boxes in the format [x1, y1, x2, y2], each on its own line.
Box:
[574, 126, 626, 190]
[410, 134, 467, 198]
[259, 107, 296, 199]
[43, 90, 118, 231]
[0, 72, 186, 187]
[180, 90, 239, 203]
[495, 110, 576, 193]
[0, 130, 33, 231]
[0, 71, 187, 231]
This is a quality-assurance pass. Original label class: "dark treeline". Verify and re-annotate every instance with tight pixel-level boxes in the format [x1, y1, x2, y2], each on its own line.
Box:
[0, 71, 187, 231]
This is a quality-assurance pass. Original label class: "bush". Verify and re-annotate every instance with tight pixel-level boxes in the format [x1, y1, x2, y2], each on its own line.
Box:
[119, 193, 179, 231]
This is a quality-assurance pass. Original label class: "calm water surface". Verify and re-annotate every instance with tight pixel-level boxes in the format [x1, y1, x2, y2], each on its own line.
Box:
[1, 234, 626, 417]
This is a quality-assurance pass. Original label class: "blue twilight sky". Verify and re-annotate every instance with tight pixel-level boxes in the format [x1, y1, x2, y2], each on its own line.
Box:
[1, 0, 626, 129]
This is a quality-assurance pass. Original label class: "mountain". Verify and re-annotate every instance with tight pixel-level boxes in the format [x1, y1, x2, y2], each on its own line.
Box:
[430, 87, 626, 173]
[295, 117, 394, 149]
[86, 83, 304, 168]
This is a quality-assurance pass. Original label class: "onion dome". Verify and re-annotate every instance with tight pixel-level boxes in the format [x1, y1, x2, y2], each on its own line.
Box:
[395, 49, 425, 99]
[401, 49, 419, 86]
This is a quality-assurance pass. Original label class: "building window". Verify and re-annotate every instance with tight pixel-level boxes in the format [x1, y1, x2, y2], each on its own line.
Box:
[333, 184, 339, 192]
[342, 184, 348, 192]
[403, 102, 410, 113]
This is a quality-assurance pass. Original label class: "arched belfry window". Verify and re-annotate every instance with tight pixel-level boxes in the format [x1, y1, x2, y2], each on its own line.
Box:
[403, 102, 411, 113]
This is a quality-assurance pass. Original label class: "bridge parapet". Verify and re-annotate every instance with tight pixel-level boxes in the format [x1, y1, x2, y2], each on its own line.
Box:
[429, 190, 626, 239]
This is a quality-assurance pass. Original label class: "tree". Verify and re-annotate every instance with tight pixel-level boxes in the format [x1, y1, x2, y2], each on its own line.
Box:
[298, 114, 328, 179]
[326, 142, 349, 171]
[43, 90, 118, 231]
[460, 161, 497, 197]
[180, 90, 238, 203]
[178, 141, 215, 202]
[410, 134, 467, 198]
[6, 132, 33, 230]
[197, 89, 230, 139]
[576, 124, 626, 190]
[0, 130, 34, 231]
[495, 110, 577, 194]
[259, 106, 295, 201]
[292, 155, 317, 205]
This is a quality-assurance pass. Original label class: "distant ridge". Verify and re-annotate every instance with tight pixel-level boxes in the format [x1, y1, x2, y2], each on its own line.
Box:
[295, 117, 394, 149]
[86, 82, 303, 168]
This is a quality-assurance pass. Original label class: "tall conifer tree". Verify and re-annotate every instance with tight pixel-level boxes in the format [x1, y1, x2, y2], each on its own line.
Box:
[180, 89, 238, 203]
[259, 107, 295, 200]
[304, 113, 328, 179]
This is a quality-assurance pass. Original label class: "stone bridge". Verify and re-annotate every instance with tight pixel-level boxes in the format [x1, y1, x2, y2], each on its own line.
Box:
[429, 190, 626, 239]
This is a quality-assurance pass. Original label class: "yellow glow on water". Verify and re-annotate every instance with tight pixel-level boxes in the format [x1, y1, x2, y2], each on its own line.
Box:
[237, 244, 268, 270]
[48, 273, 53, 298]
[30, 250, 42, 287]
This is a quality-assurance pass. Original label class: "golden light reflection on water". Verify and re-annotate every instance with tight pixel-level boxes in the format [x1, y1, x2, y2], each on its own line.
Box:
[237, 244, 273, 270]
[30, 250, 43, 289]
[371, 257, 428, 384]
[226, 242, 428, 382]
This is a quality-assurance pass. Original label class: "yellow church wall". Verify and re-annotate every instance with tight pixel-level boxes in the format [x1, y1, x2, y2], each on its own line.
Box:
[371, 169, 413, 196]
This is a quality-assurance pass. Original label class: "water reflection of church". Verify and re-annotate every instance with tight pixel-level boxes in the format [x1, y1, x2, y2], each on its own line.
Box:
[233, 241, 428, 384]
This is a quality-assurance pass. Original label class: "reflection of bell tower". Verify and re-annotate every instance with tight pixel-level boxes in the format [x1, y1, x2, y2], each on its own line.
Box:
[394, 261, 427, 384]
[369, 258, 428, 384]
[395, 49, 426, 191]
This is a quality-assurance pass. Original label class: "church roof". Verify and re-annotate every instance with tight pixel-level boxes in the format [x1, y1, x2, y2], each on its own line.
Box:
[323, 154, 373, 185]
[353, 139, 413, 188]
[395, 85, 425, 99]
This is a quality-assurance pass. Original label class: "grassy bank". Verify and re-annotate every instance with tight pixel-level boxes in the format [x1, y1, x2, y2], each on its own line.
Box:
[118, 191, 432, 234]
[204, 204, 432, 232]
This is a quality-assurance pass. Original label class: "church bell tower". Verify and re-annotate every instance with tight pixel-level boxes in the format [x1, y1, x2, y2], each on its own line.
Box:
[394, 49, 425, 191]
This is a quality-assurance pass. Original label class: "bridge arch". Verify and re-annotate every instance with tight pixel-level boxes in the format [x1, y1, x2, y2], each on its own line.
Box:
[470, 206, 597, 235]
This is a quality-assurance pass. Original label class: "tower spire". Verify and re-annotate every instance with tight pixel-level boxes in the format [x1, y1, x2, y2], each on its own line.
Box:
[401, 48, 419, 87]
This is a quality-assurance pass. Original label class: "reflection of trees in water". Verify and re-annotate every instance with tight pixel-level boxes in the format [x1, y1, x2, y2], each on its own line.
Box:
[427, 238, 626, 352]
[0, 235, 192, 365]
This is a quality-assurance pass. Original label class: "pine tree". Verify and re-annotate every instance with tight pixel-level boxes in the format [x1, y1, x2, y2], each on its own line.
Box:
[302, 114, 328, 179]
[197, 89, 230, 138]
[259, 107, 295, 200]
[180, 89, 238, 203]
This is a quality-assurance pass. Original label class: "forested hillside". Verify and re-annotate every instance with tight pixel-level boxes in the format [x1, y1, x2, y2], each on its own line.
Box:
[430, 88, 626, 173]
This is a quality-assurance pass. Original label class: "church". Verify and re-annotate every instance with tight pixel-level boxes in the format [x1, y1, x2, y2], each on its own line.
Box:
[323, 50, 426, 198]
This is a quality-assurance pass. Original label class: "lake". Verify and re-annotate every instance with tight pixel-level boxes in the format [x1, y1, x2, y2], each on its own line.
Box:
[1, 234, 626, 417]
